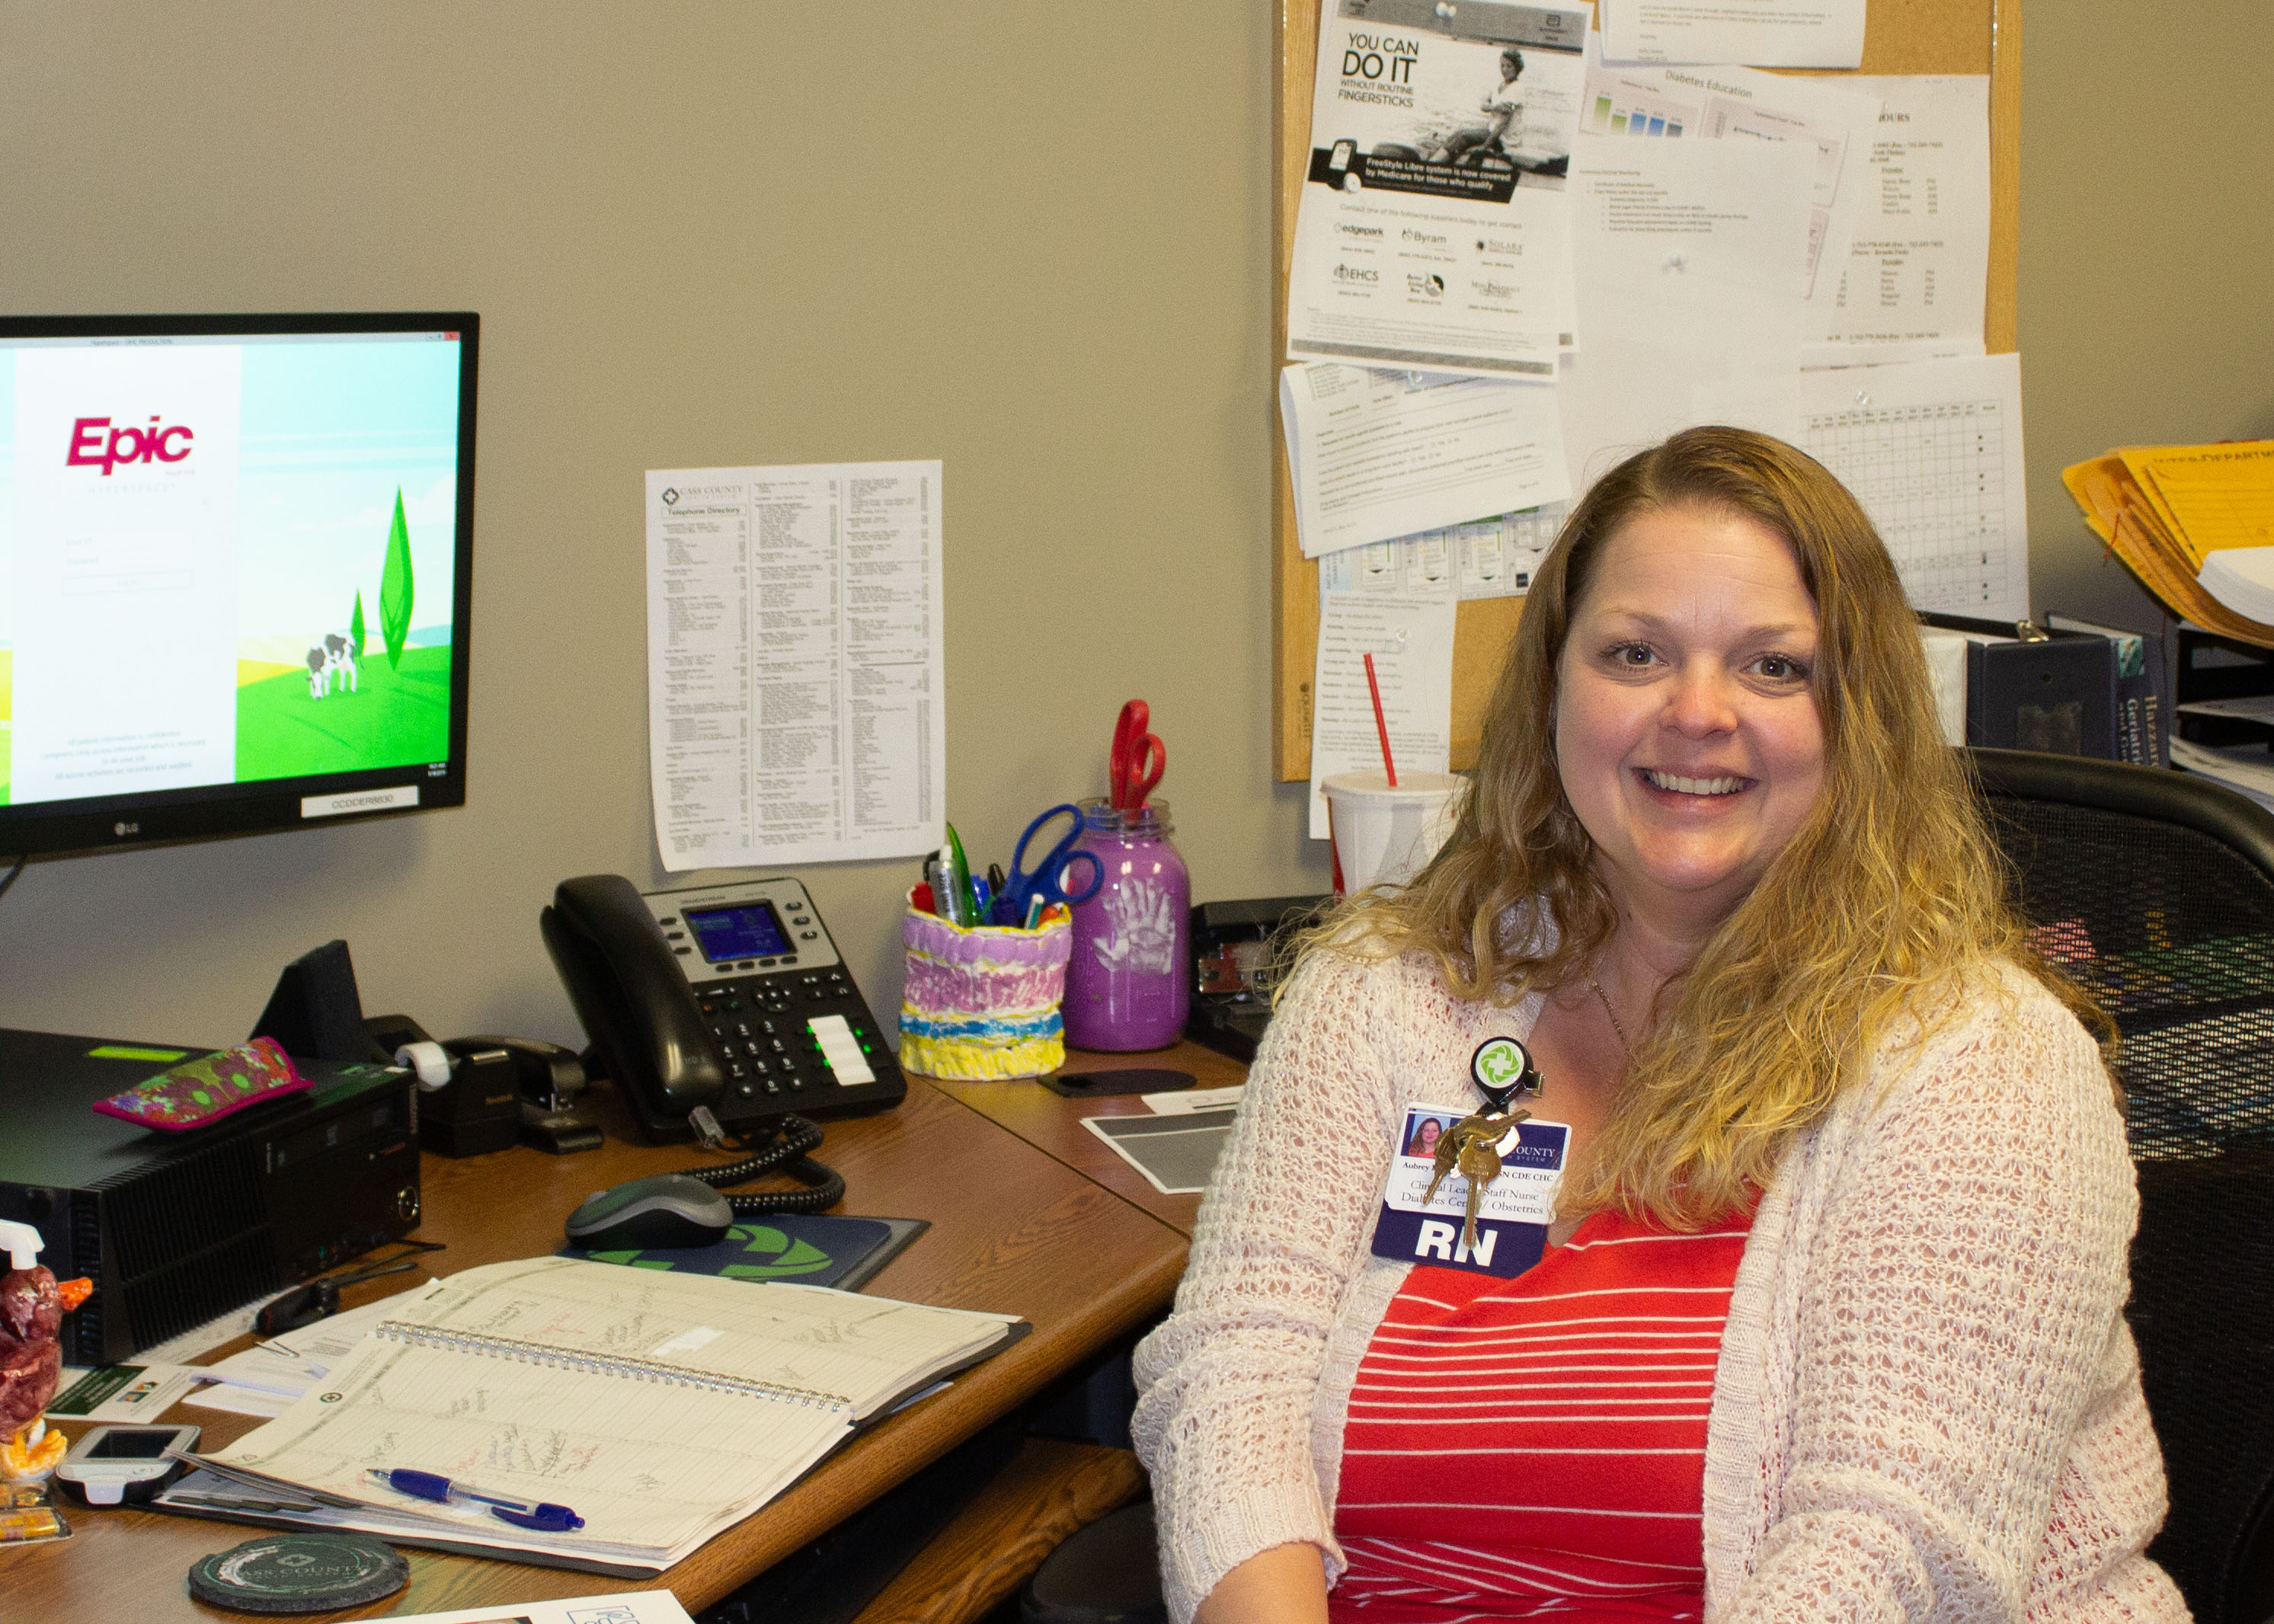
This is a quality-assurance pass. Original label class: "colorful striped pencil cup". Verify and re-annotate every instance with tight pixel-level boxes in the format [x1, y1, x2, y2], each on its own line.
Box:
[897, 903, 1073, 1080]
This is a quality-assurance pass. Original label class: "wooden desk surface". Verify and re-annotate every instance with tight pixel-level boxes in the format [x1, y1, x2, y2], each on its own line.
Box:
[929, 1041, 1249, 1239]
[0, 1078, 1189, 1622]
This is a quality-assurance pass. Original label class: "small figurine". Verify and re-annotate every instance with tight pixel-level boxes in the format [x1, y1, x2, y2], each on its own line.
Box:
[0, 1221, 94, 1479]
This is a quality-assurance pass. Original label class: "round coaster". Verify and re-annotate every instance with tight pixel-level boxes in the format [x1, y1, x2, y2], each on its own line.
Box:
[187, 1533, 408, 1614]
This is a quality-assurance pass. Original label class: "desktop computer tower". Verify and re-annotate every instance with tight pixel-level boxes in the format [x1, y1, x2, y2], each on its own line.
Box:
[0, 1028, 421, 1364]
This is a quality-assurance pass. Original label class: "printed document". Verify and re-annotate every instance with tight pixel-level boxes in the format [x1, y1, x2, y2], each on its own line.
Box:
[1559, 140, 1813, 493]
[1319, 503, 1569, 601]
[1577, 62, 1879, 305]
[646, 461, 944, 871]
[1799, 353, 2030, 619]
[1287, 0, 1592, 378]
[1601, 0, 1866, 69]
[1812, 77, 1992, 366]
[1281, 363, 1570, 557]
[1309, 587, 1456, 839]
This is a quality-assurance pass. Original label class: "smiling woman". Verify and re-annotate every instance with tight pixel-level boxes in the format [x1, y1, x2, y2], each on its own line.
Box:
[1131, 428, 2186, 1624]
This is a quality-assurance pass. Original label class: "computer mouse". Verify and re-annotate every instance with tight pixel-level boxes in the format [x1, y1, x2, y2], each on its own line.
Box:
[565, 1174, 734, 1251]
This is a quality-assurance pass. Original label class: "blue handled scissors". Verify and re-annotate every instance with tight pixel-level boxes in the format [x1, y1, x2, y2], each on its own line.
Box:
[994, 804, 1105, 925]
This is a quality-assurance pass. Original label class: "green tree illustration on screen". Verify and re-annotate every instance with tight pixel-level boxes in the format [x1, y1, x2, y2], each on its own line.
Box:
[379, 489, 414, 670]
[349, 590, 366, 659]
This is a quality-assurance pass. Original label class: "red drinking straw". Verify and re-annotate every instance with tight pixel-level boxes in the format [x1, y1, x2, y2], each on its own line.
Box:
[1363, 652, 1399, 788]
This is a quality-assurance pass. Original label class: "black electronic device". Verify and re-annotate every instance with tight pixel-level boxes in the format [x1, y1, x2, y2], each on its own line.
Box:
[0, 312, 477, 862]
[1044, 1069, 1198, 1099]
[55, 1423, 199, 1506]
[565, 1174, 734, 1251]
[541, 874, 904, 1142]
[1921, 612, 2118, 758]
[1185, 895, 1332, 1062]
[0, 1028, 421, 1364]
[250, 1251, 430, 1337]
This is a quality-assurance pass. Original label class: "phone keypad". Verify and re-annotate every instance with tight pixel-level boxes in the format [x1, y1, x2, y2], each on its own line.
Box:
[699, 967, 891, 1111]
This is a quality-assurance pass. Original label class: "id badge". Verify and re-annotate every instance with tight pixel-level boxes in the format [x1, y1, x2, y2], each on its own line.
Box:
[1369, 1103, 1569, 1277]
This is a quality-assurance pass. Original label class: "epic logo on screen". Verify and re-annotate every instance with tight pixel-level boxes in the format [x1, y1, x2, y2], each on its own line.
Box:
[66, 415, 194, 476]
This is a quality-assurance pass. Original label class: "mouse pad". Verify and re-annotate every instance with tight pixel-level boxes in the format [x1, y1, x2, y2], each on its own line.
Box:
[561, 1214, 929, 1293]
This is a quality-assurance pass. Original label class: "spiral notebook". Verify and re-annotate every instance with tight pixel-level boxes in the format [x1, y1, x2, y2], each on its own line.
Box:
[155, 1257, 1021, 1571]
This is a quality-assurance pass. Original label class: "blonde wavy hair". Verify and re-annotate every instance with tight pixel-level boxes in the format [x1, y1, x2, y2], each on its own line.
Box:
[1319, 426, 2096, 1227]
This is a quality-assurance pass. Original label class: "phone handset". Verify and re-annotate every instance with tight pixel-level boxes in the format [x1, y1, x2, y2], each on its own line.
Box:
[540, 874, 730, 1129]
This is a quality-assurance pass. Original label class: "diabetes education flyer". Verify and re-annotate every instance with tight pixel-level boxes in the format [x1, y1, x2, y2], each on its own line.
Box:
[0, 334, 462, 806]
[1287, 0, 1592, 378]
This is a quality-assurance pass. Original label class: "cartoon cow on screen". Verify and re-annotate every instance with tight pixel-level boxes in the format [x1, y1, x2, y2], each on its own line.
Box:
[304, 633, 360, 699]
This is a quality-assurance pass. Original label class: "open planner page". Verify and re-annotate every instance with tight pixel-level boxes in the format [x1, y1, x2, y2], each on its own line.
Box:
[210, 1332, 852, 1565]
[384, 1257, 1016, 1420]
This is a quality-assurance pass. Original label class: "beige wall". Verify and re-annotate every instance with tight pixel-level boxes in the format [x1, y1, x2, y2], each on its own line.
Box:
[2020, 0, 2274, 628]
[0, 2, 2266, 1051]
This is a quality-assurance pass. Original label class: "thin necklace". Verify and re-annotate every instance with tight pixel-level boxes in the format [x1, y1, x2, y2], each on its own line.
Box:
[1586, 974, 1633, 1057]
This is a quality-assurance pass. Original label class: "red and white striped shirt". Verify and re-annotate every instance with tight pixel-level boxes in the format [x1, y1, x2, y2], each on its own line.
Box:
[1331, 1206, 1755, 1624]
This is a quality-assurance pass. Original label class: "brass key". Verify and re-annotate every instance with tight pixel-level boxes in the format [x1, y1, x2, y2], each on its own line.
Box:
[1422, 1108, 1527, 1256]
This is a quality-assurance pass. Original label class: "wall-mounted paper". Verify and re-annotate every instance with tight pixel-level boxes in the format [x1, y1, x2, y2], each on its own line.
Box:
[1809, 76, 1991, 368]
[646, 462, 945, 870]
[1576, 62, 1879, 306]
[1281, 363, 1571, 558]
[1799, 353, 2029, 620]
[1602, 0, 1865, 69]
[1319, 504, 1570, 601]
[1308, 589, 1456, 839]
[1287, 0, 1592, 378]
[1560, 139, 1814, 493]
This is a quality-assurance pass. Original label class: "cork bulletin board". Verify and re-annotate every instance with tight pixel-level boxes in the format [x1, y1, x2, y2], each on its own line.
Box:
[1271, 0, 2023, 780]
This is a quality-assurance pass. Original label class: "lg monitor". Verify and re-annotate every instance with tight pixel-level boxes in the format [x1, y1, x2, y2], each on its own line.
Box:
[0, 312, 476, 857]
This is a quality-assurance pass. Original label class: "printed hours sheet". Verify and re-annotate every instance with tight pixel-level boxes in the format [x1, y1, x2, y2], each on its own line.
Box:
[1799, 353, 2029, 620]
[647, 461, 945, 871]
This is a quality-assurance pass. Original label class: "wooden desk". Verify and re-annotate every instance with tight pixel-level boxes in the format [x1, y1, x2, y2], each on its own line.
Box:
[930, 1041, 1249, 1240]
[0, 1078, 1189, 1622]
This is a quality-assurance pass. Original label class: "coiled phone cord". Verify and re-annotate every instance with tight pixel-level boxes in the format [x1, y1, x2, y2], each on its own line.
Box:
[673, 1111, 845, 1216]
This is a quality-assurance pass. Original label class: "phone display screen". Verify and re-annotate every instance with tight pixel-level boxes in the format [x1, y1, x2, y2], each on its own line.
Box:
[87, 1430, 176, 1459]
[685, 902, 792, 962]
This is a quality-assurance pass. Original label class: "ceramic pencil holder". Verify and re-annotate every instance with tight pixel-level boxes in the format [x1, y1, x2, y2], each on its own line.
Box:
[897, 903, 1073, 1081]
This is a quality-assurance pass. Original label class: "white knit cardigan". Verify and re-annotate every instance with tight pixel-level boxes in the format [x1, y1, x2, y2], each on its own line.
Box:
[1131, 948, 2188, 1624]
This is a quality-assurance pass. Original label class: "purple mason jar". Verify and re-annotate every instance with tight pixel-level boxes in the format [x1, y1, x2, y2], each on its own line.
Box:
[1062, 798, 1191, 1050]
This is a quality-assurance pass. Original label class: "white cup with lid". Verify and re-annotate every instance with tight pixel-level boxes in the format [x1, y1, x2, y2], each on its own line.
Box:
[1322, 770, 1463, 896]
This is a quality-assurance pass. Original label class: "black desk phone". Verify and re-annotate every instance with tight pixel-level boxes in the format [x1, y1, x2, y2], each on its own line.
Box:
[541, 873, 904, 1142]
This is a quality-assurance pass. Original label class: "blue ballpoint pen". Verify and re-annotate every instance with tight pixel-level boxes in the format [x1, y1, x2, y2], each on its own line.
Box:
[369, 1467, 584, 1533]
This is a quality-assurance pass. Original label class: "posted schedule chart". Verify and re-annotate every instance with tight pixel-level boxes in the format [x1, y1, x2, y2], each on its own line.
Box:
[1799, 353, 2032, 622]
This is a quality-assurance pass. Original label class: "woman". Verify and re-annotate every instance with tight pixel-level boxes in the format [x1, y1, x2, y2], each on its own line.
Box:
[1132, 428, 2182, 1623]
[1433, 48, 1523, 168]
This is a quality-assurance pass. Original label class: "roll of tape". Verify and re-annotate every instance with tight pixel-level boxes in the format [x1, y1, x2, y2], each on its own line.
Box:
[395, 1041, 453, 1090]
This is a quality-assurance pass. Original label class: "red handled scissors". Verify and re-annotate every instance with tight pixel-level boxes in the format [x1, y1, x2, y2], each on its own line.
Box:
[1110, 699, 1165, 810]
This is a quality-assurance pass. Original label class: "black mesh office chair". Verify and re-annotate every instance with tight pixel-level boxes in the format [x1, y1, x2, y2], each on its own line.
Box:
[1972, 746, 2274, 1624]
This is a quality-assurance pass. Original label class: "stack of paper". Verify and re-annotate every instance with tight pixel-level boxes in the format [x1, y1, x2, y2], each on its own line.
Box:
[2063, 443, 2274, 645]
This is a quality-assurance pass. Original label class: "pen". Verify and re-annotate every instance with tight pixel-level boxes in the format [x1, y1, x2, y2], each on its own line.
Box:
[368, 1468, 584, 1533]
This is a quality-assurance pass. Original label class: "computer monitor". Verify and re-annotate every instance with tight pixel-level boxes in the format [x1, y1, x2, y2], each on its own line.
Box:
[0, 312, 476, 856]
